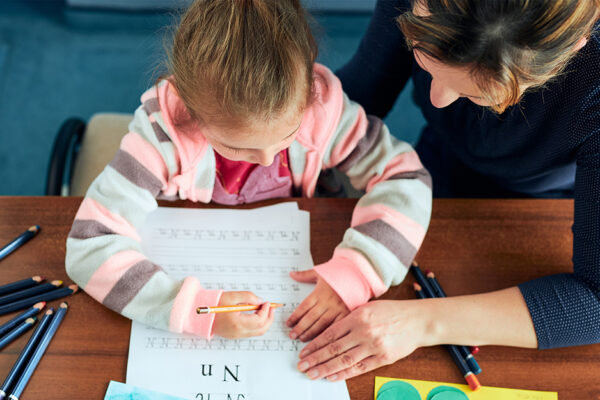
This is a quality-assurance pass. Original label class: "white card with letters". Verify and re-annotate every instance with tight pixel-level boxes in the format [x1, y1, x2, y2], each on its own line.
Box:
[126, 203, 350, 400]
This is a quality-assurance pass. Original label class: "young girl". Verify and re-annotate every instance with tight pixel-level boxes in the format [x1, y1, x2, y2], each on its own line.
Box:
[65, 0, 432, 341]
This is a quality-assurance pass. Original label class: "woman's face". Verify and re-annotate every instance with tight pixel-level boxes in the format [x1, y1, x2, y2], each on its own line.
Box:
[413, 49, 493, 108]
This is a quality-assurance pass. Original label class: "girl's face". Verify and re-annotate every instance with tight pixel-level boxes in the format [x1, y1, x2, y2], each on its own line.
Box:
[201, 103, 304, 166]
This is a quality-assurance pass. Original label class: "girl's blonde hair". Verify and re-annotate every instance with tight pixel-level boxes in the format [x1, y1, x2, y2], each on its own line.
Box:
[165, 0, 317, 127]
[398, 0, 600, 113]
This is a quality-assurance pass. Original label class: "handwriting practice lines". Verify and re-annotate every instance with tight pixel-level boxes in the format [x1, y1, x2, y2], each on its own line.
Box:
[127, 203, 349, 400]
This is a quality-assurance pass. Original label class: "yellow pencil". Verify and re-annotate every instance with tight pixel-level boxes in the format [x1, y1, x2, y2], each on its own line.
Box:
[196, 303, 284, 314]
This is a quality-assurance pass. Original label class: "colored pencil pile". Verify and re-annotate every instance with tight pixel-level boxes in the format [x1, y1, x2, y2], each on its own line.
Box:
[0, 276, 77, 399]
[0, 303, 69, 400]
[410, 261, 482, 391]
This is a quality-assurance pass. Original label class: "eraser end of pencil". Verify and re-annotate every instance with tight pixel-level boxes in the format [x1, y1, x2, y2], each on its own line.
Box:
[466, 373, 481, 391]
[28, 225, 40, 233]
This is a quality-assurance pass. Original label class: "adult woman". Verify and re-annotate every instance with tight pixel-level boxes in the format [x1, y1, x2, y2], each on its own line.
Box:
[294, 0, 600, 381]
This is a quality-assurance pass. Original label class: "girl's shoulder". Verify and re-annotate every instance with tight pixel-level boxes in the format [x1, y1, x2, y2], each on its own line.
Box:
[295, 63, 348, 149]
[138, 79, 210, 171]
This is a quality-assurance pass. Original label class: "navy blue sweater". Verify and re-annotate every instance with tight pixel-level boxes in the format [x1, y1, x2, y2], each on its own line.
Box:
[337, 0, 600, 349]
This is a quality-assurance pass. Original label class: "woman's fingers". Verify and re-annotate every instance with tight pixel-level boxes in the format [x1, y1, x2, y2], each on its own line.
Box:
[324, 355, 386, 382]
[299, 317, 351, 358]
[297, 331, 356, 373]
[303, 344, 377, 381]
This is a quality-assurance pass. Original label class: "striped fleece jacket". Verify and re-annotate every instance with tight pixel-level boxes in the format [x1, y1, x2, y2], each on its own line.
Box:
[65, 63, 432, 339]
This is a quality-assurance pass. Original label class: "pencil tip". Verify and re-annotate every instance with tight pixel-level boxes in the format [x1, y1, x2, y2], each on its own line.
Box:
[46, 309, 55, 315]
[426, 271, 435, 278]
[52, 280, 63, 286]
[28, 225, 40, 233]
[34, 301, 46, 309]
[26, 317, 36, 323]
[59, 302, 68, 308]
[411, 260, 419, 267]
[413, 282, 422, 291]
[68, 284, 79, 292]
[33, 276, 44, 282]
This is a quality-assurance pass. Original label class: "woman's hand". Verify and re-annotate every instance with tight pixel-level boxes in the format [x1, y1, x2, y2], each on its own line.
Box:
[296, 300, 431, 381]
[212, 291, 274, 339]
[286, 269, 350, 342]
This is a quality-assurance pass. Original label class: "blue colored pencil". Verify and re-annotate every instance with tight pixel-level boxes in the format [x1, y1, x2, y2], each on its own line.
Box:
[426, 270, 482, 375]
[0, 303, 45, 338]
[0, 317, 37, 351]
[0, 277, 44, 297]
[7, 303, 68, 400]
[0, 226, 40, 262]
[0, 285, 78, 316]
[0, 309, 54, 400]
[0, 281, 62, 307]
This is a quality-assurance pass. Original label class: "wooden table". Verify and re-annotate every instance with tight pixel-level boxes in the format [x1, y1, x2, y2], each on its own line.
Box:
[0, 197, 598, 399]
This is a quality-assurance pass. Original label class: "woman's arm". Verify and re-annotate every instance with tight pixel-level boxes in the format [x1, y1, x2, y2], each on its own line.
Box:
[336, 0, 413, 118]
[297, 287, 536, 381]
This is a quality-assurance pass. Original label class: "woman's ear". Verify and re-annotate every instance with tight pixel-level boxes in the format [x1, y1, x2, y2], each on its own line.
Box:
[574, 36, 588, 51]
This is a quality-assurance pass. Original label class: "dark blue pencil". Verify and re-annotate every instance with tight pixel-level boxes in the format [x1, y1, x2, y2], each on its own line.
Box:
[425, 270, 482, 374]
[0, 285, 78, 316]
[413, 283, 480, 391]
[0, 281, 62, 307]
[0, 309, 54, 400]
[0, 226, 40, 262]
[0, 277, 44, 297]
[7, 303, 68, 400]
[0, 303, 45, 338]
[0, 317, 37, 351]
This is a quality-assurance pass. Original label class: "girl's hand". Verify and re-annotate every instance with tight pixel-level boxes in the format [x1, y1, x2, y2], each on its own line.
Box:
[286, 269, 350, 342]
[296, 300, 431, 381]
[212, 291, 274, 339]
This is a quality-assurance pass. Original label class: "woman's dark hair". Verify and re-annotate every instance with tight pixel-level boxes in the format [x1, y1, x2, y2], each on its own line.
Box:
[398, 0, 600, 112]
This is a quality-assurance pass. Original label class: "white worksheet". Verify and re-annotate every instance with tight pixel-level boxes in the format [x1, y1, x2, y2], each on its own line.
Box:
[126, 203, 350, 400]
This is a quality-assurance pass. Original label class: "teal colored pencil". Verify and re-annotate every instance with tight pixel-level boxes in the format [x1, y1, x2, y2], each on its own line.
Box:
[7, 303, 68, 400]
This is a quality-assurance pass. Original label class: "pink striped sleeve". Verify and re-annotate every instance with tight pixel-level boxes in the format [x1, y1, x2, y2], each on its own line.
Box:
[366, 150, 425, 191]
[120, 132, 169, 186]
[314, 247, 387, 310]
[352, 204, 426, 250]
[170, 277, 223, 338]
[327, 108, 369, 168]
[85, 250, 147, 301]
[75, 197, 141, 241]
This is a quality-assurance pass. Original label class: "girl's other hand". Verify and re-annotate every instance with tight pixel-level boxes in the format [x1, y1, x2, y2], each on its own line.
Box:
[212, 291, 274, 339]
[296, 300, 429, 381]
[286, 269, 350, 342]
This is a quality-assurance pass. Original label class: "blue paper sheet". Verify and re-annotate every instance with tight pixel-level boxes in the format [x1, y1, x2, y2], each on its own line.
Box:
[104, 381, 187, 400]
